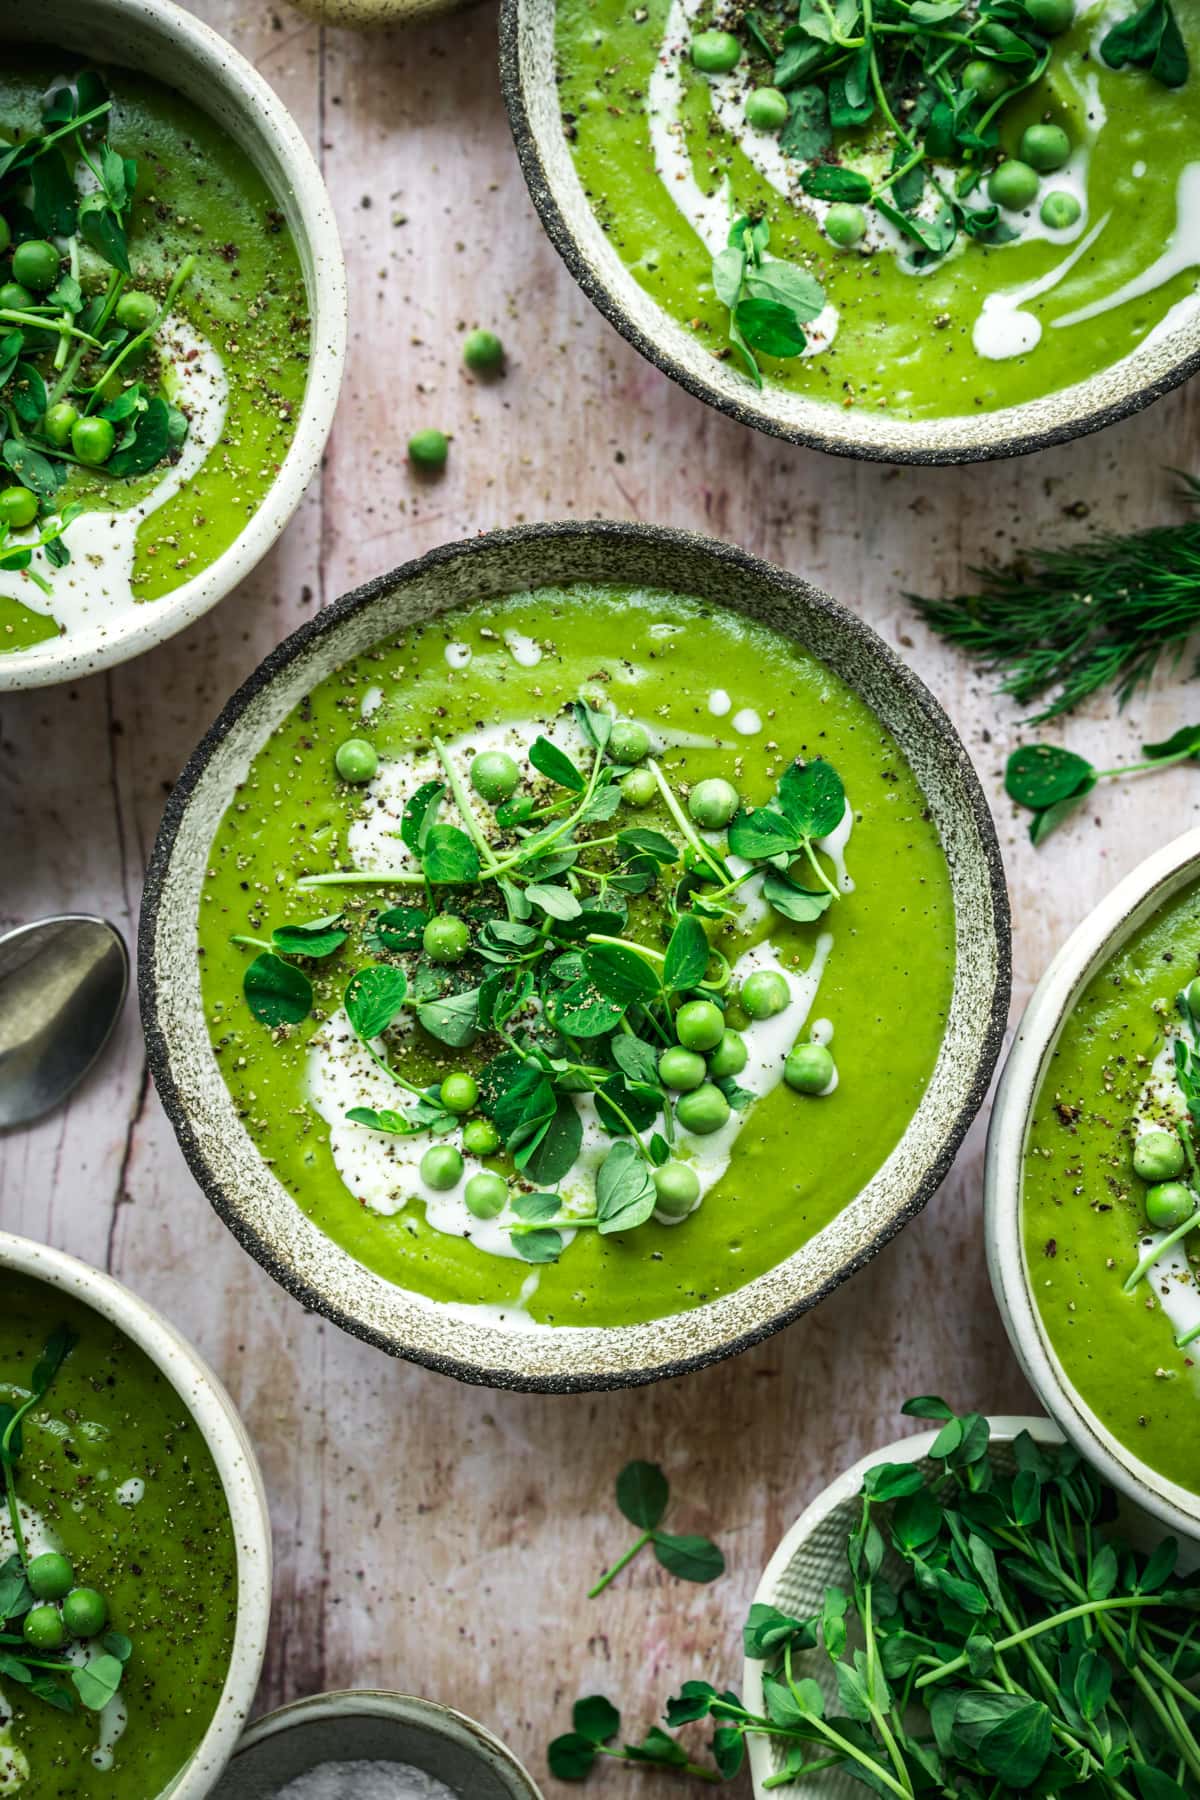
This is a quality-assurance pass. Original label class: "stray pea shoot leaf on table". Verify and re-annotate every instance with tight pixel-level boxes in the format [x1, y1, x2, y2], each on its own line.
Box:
[549, 1697, 716, 1785]
[1005, 726, 1200, 844]
[589, 1460, 724, 1597]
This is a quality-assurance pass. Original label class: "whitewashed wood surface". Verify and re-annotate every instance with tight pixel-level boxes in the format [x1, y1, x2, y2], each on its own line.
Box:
[2, 4, 1200, 1792]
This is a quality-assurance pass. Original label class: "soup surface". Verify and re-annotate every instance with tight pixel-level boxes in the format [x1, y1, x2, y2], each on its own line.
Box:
[554, 0, 1199, 417]
[0, 1274, 238, 1798]
[1023, 878, 1200, 1497]
[198, 586, 957, 1330]
[0, 53, 309, 654]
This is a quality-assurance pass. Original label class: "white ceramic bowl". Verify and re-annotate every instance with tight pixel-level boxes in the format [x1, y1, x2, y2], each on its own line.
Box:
[985, 828, 1200, 1540]
[743, 1417, 1064, 1798]
[0, 1229, 273, 1800]
[0, 0, 347, 691]
[211, 1690, 544, 1800]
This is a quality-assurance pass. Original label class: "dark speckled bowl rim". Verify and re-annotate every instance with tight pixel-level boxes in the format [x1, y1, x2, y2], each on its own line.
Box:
[140, 520, 1012, 1392]
[497, 0, 1200, 466]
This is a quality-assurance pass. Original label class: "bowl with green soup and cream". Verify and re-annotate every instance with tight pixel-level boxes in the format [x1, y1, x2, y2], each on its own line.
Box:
[987, 828, 1200, 1536]
[501, 0, 1200, 460]
[0, 1229, 271, 1799]
[141, 521, 1009, 1391]
[0, 0, 346, 689]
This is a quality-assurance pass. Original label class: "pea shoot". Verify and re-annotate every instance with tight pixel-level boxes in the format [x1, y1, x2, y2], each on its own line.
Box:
[589, 1462, 724, 1597]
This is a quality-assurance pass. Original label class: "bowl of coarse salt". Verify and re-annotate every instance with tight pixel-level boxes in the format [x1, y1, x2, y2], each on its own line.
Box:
[209, 1690, 543, 1800]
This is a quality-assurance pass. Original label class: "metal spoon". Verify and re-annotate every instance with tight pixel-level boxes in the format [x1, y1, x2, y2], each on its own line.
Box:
[0, 916, 129, 1129]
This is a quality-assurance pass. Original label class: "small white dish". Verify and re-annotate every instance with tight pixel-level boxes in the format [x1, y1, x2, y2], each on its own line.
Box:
[985, 828, 1200, 1541]
[0, 0, 347, 691]
[0, 1229, 273, 1800]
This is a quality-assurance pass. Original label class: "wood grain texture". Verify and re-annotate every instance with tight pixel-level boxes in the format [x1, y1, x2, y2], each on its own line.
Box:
[1, 4, 1199, 1794]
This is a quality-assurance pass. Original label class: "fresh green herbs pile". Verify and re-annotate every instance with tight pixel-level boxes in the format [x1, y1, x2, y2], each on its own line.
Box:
[590, 1462, 724, 1597]
[0, 69, 192, 592]
[550, 1398, 1200, 1797]
[1004, 725, 1200, 845]
[234, 705, 848, 1261]
[1, 1325, 132, 1717]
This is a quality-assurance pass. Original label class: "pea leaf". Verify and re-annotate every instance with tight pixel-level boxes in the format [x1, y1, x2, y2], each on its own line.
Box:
[345, 964, 408, 1039]
[553, 979, 627, 1038]
[573, 1695, 621, 1744]
[529, 735, 585, 791]
[615, 1460, 669, 1530]
[513, 1227, 563, 1264]
[625, 1727, 690, 1768]
[525, 882, 582, 921]
[735, 297, 811, 358]
[584, 942, 662, 1004]
[712, 245, 746, 311]
[653, 1531, 725, 1583]
[727, 808, 799, 861]
[779, 759, 846, 836]
[663, 914, 709, 993]
[365, 906, 428, 953]
[30, 150, 77, 236]
[863, 1461, 926, 1501]
[401, 780, 443, 854]
[665, 1680, 720, 1725]
[420, 824, 480, 884]
[3, 439, 64, 499]
[271, 914, 348, 959]
[345, 1105, 423, 1136]
[244, 952, 312, 1026]
[1101, 0, 1188, 86]
[77, 192, 130, 273]
[743, 1603, 819, 1659]
[595, 1140, 656, 1234]
[520, 1095, 583, 1185]
[72, 1654, 124, 1713]
[12, 362, 48, 429]
[106, 395, 171, 478]
[1005, 744, 1095, 808]
[616, 829, 677, 863]
[800, 164, 872, 202]
[744, 262, 826, 324]
[512, 1191, 561, 1222]
[548, 1732, 599, 1780]
[416, 988, 480, 1048]
[1028, 785, 1095, 844]
[1143, 725, 1200, 760]
[29, 1675, 74, 1713]
[780, 84, 831, 157]
[611, 1034, 659, 1088]
[573, 700, 613, 752]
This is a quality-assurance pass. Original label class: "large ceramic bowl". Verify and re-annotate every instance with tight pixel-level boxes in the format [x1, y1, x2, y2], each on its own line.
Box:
[0, 0, 346, 692]
[499, 0, 1200, 465]
[211, 1690, 543, 1800]
[0, 1229, 272, 1800]
[140, 520, 1010, 1392]
[986, 829, 1200, 1539]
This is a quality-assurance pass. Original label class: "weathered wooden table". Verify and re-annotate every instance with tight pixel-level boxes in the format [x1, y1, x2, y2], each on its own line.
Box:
[3, 4, 1199, 1791]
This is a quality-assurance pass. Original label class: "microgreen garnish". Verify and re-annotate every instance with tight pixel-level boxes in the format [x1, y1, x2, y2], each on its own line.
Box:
[1004, 725, 1200, 844]
[550, 1398, 1200, 1794]
[1101, 0, 1189, 86]
[589, 1462, 725, 1597]
[712, 216, 826, 388]
[1, 1325, 134, 1718]
[1122, 986, 1200, 1316]
[549, 1697, 722, 1784]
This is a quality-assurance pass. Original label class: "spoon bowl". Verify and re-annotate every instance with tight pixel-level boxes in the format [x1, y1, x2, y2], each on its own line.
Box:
[0, 915, 129, 1128]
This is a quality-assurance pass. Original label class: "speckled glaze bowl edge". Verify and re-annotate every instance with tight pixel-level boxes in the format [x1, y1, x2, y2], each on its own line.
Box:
[139, 519, 1012, 1393]
[0, 1229, 272, 1800]
[497, 0, 1200, 465]
[742, 1418, 1062, 1798]
[225, 1689, 543, 1799]
[985, 827, 1200, 1541]
[0, 0, 348, 692]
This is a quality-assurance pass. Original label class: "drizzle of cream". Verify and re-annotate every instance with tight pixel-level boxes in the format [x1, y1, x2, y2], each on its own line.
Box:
[444, 642, 472, 669]
[821, 802, 856, 895]
[1128, 1037, 1200, 1353]
[115, 1478, 145, 1508]
[732, 707, 762, 736]
[708, 688, 731, 716]
[972, 211, 1111, 359]
[360, 685, 384, 719]
[1053, 162, 1200, 329]
[503, 629, 542, 667]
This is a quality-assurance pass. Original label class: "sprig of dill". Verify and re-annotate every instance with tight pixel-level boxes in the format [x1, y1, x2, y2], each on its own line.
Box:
[908, 474, 1200, 723]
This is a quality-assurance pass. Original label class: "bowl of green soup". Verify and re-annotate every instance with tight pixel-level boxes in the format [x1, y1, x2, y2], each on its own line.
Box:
[501, 0, 1200, 461]
[0, 0, 346, 689]
[987, 828, 1200, 1537]
[0, 1229, 272, 1798]
[141, 520, 1009, 1391]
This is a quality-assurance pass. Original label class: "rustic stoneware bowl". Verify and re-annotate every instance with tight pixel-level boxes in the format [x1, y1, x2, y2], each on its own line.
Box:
[140, 520, 1010, 1392]
[0, 0, 347, 692]
[986, 829, 1200, 1540]
[211, 1690, 543, 1800]
[0, 1229, 272, 1800]
[499, 0, 1200, 464]
[743, 1417, 1064, 1799]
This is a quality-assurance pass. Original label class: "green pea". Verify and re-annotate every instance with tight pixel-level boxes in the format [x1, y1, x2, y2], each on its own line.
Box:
[741, 969, 790, 1020]
[609, 719, 650, 764]
[27, 1552, 74, 1602]
[11, 238, 59, 292]
[408, 428, 449, 469]
[471, 750, 520, 803]
[987, 159, 1040, 210]
[1133, 1130, 1185, 1183]
[62, 1587, 108, 1638]
[0, 485, 37, 529]
[423, 915, 470, 964]
[658, 1046, 707, 1092]
[115, 289, 158, 333]
[707, 1029, 747, 1079]
[1025, 0, 1074, 32]
[420, 1144, 464, 1190]
[745, 86, 789, 131]
[440, 1071, 479, 1115]
[0, 282, 33, 311]
[653, 1161, 701, 1218]
[784, 1042, 835, 1095]
[465, 1170, 507, 1218]
[42, 400, 78, 448]
[825, 203, 867, 249]
[463, 328, 504, 374]
[962, 57, 1011, 102]
[688, 777, 739, 830]
[675, 999, 725, 1053]
[675, 1083, 731, 1135]
[1145, 1181, 1195, 1232]
[1186, 977, 1200, 1017]
[24, 1604, 67, 1651]
[71, 415, 116, 467]
[462, 1117, 501, 1156]
[334, 737, 378, 783]
[690, 28, 741, 71]
[620, 767, 656, 808]
[1020, 122, 1071, 173]
[1039, 189, 1081, 229]
[0, 216, 9, 256]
